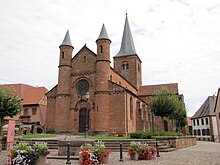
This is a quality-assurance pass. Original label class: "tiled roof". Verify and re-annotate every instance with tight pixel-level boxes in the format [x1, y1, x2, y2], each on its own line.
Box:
[191, 96, 216, 119]
[0, 84, 48, 105]
[138, 83, 178, 96]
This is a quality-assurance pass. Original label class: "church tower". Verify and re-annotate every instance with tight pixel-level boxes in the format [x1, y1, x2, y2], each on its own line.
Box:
[95, 24, 111, 134]
[113, 14, 142, 89]
[55, 30, 73, 132]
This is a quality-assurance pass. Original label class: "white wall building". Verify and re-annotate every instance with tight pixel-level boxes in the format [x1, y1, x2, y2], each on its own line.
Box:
[214, 88, 220, 142]
[192, 96, 219, 142]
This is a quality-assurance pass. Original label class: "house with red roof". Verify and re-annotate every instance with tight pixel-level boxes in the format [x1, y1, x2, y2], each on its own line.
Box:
[1, 84, 48, 129]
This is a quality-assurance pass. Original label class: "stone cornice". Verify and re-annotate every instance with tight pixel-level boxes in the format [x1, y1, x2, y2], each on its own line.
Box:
[71, 71, 96, 77]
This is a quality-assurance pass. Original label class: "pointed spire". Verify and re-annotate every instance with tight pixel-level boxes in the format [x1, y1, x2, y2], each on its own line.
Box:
[97, 24, 110, 40]
[115, 14, 136, 57]
[60, 30, 73, 47]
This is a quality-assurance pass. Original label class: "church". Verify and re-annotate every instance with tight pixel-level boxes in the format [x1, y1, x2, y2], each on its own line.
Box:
[46, 15, 182, 134]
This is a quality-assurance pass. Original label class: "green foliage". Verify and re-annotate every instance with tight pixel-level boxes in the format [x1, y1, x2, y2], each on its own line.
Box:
[129, 131, 184, 139]
[32, 142, 49, 155]
[0, 86, 23, 129]
[22, 133, 57, 139]
[149, 87, 179, 119]
[85, 135, 129, 139]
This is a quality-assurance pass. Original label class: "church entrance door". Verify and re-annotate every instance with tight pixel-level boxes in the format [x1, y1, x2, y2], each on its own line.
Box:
[79, 108, 89, 132]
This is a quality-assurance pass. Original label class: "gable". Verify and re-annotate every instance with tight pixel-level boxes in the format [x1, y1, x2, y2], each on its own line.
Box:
[72, 45, 96, 75]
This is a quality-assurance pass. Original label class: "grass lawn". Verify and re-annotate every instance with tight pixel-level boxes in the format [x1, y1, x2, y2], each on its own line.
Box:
[84, 136, 130, 139]
[22, 134, 57, 139]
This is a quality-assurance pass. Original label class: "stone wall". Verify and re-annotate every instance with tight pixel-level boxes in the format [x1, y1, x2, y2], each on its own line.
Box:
[153, 136, 196, 149]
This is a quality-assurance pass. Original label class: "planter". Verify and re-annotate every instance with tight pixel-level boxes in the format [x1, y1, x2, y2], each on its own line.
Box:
[101, 155, 109, 164]
[34, 156, 47, 165]
[130, 153, 138, 160]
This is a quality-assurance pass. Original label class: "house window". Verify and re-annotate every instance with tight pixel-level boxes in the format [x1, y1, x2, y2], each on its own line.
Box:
[193, 120, 195, 126]
[23, 108, 28, 116]
[206, 129, 210, 136]
[84, 56, 86, 62]
[138, 63, 140, 72]
[206, 118, 208, 125]
[193, 129, 197, 136]
[201, 118, 204, 125]
[197, 129, 201, 136]
[61, 52, 65, 59]
[110, 75, 112, 81]
[197, 119, 199, 126]
[32, 108, 37, 115]
[130, 97, 133, 120]
[202, 129, 206, 136]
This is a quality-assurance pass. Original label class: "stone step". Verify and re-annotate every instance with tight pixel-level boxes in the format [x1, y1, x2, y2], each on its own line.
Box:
[47, 155, 79, 160]
[159, 148, 176, 152]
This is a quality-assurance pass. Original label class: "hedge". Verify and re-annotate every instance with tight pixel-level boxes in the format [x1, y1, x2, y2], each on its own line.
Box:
[129, 131, 184, 139]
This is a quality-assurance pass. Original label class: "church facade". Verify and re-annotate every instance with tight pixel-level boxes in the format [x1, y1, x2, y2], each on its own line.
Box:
[46, 15, 181, 134]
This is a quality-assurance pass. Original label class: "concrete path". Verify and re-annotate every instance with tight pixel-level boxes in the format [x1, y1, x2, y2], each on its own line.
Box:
[1, 141, 220, 165]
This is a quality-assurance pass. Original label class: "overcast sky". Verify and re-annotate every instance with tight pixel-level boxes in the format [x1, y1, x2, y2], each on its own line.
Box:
[0, 0, 220, 117]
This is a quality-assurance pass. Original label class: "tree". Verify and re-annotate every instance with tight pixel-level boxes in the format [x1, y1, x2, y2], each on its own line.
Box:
[149, 87, 179, 131]
[0, 86, 23, 134]
[171, 100, 187, 132]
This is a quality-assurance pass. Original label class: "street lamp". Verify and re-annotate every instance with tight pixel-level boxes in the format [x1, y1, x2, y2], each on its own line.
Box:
[85, 92, 90, 138]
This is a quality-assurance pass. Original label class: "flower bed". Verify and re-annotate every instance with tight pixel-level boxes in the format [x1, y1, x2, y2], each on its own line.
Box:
[79, 141, 111, 164]
[128, 141, 157, 161]
[9, 142, 50, 165]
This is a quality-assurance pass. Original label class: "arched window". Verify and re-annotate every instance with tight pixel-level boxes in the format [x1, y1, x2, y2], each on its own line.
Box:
[193, 129, 197, 136]
[110, 75, 112, 81]
[202, 129, 206, 136]
[121, 64, 125, 70]
[138, 63, 140, 72]
[61, 52, 65, 59]
[100, 45, 103, 53]
[130, 97, 133, 119]
[84, 56, 86, 62]
[125, 63, 129, 70]
[197, 129, 201, 136]
[121, 62, 129, 70]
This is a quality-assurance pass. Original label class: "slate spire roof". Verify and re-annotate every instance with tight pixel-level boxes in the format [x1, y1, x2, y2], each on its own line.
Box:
[115, 14, 136, 57]
[191, 96, 217, 119]
[60, 30, 73, 47]
[97, 24, 110, 40]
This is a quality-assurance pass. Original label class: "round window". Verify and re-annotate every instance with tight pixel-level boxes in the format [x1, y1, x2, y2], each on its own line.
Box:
[76, 79, 89, 95]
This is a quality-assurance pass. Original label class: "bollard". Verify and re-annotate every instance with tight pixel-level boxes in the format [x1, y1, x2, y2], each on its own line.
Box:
[119, 143, 124, 162]
[66, 143, 71, 164]
[156, 142, 160, 157]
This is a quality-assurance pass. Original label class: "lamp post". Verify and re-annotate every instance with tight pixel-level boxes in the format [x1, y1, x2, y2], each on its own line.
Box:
[85, 92, 89, 138]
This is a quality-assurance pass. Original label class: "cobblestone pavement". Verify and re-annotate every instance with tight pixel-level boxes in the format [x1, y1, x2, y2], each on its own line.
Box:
[1, 141, 220, 165]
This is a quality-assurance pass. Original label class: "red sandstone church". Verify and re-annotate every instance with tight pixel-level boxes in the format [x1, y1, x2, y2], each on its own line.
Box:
[46, 15, 182, 134]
